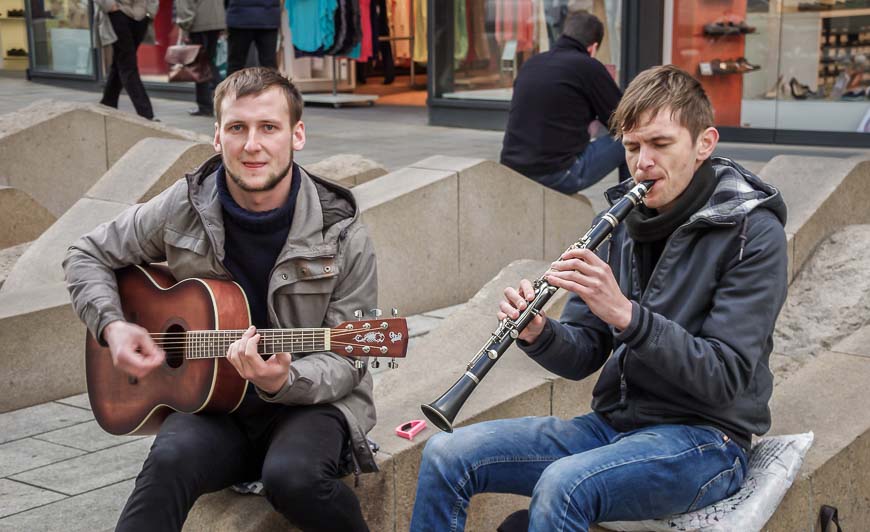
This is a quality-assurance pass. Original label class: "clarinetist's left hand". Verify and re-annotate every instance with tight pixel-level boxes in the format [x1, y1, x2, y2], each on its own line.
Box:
[546, 248, 633, 331]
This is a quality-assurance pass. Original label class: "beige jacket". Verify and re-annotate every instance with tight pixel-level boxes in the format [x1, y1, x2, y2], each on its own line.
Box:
[175, 0, 226, 33]
[63, 156, 379, 473]
[93, 0, 159, 47]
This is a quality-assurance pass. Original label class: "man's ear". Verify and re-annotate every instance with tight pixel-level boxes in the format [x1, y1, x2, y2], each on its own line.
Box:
[696, 126, 719, 162]
[292, 120, 306, 152]
[213, 122, 221, 153]
[587, 42, 599, 57]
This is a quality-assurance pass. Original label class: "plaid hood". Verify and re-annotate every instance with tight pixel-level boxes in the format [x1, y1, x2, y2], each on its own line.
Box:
[690, 157, 787, 226]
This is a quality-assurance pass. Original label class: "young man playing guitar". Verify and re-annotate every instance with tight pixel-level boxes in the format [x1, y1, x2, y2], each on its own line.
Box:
[63, 67, 377, 532]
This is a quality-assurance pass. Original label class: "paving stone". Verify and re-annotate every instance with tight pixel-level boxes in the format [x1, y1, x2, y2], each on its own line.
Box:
[34, 421, 145, 453]
[0, 479, 133, 532]
[10, 437, 153, 496]
[0, 479, 65, 519]
[53, 393, 91, 411]
[0, 403, 93, 445]
[0, 438, 85, 478]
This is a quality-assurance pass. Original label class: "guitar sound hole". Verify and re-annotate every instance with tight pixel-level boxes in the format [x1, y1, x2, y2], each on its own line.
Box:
[164, 324, 186, 369]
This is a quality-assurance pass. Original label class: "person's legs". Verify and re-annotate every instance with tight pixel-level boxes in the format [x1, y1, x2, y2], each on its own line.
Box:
[409, 413, 616, 532]
[227, 28, 253, 76]
[533, 135, 629, 194]
[115, 410, 258, 532]
[253, 29, 279, 70]
[528, 424, 747, 532]
[260, 404, 368, 532]
[104, 12, 154, 119]
[190, 30, 219, 114]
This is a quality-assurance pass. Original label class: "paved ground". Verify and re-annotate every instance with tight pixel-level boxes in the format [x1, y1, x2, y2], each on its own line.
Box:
[0, 76, 868, 530]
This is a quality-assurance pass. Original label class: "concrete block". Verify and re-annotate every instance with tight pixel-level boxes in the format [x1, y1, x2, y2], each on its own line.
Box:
[0, 109, 107, 217]
[2, 198, 128, 292]
[467, 493, 530, 532]
[551, 370, 600, 420]
[543, 186, 596, 259]
[405, 313, 444, 338]
[0, 438, 85, 478]
[0, 242, 29, 290]
[0, 479, 65, 519]
[87, 138, 214, 205]
[411, 155, 486, 173]
[35, 420, 146, 453]
[303, 154, 388, 187]
[832, 324, 870, 358]
[0, 478, 134, 531]
[764, 476, 813, 531]
[421, 303, 464, 319]
[0, 186, 55, 248]
[104, 112, 205, 167]
[10, 437, 153, 495]
[0, 401, 92, 443]
[786, 233, 795, 285]
[457, 160, 545, 301]
[0, 283, 88, 413]
[356, 167, 459, 315]
[761, 156, 870, 277]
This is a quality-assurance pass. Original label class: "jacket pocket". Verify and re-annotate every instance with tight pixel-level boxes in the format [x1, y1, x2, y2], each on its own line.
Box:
[686, 455, 744, 512]
[164, 226, 209, 256]
[274, 276, 338, 328]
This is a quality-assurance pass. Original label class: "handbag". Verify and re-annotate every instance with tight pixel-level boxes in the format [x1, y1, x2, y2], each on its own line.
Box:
[164, 39, 213, 83]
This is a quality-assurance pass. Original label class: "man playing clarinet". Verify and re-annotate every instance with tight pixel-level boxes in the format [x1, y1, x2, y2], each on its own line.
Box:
[410, 65, 789, 531]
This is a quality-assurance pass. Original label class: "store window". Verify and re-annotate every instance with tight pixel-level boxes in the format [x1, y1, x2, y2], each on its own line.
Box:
[667, 0, 869, 135]
[433, 0, 623, 102]
[28, 0, 94, 76]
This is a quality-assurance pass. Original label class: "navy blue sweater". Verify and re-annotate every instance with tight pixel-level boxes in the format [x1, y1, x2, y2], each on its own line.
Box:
[217, 164, 301, 329]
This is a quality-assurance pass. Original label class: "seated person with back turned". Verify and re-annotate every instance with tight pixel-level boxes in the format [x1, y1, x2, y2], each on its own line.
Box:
[411, 65, 788, 531]
[500, 10, 630, 194]
[63, 67, 376, 532]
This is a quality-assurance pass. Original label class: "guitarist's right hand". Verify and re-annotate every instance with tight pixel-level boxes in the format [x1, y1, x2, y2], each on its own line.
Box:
[103, 320, 166, 378]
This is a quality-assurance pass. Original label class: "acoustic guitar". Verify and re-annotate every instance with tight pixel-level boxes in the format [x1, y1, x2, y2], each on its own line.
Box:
[86, 264, 409, 436]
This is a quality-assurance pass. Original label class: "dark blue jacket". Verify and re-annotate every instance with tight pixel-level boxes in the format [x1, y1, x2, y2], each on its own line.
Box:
[520, 158, 789, 450]
[226, 0, 280, 29]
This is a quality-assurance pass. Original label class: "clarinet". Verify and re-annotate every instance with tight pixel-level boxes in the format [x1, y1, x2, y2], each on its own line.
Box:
[421, 180, 655, 432]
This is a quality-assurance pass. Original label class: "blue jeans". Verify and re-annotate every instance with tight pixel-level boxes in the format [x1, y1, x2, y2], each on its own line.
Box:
[409, 413, 747, 532]
[532, 135, 630, 194]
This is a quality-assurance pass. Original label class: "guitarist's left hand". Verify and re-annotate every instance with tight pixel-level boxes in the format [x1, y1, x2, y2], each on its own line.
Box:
[226, 326, 293, 394]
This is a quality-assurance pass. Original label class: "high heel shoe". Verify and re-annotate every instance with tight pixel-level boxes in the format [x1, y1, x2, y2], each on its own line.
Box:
[764, 74, 784, 99]
[789, 77, 817, 99]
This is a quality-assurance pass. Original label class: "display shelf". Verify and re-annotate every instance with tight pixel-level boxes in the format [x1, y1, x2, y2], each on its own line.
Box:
[0, 0, 28, 71]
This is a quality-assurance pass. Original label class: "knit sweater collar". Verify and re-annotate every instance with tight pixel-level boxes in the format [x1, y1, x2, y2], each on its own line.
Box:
[216, 164, 300, 232]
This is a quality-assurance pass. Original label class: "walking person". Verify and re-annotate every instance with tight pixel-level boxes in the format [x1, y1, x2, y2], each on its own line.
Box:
[176, 0, 226, 116]
[225, 0, 280, 76]
[94, 0, 158, 121]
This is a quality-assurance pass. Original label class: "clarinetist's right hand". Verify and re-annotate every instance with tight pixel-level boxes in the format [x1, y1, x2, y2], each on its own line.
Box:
[498, 279, 547, 343]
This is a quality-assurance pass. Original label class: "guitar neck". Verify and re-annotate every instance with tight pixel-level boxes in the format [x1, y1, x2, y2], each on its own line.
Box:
[184, 329, 330, 359]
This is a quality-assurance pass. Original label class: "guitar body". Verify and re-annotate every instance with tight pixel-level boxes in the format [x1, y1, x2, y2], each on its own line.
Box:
[86, 265, 250, 435]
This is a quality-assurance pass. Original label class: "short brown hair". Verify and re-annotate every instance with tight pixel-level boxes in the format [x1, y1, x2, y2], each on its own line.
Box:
[610, 65, 714, 142]
[214, 67, 304, 125]
[562, 10, 604, 47]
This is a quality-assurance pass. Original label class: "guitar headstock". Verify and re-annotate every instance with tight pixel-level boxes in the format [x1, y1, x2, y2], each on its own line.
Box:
[331, 317, 409, 360]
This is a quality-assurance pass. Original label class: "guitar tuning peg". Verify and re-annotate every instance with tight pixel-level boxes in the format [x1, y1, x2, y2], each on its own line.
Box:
[388, 360, 398, 369]
[370, 358, 380, 369]
[354, 359, 366, 369]
[370, 308, 382, 317]
[354, 309, 363, 319]
[391, 308, 399, 317]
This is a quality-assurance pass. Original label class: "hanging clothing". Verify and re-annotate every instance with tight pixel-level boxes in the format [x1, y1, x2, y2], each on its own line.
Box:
[287, 0, 337, 53]
[453, 0, 467, 64]
[390, 0, 412, 60]
[495, 0, 534, 53]
[355, 0, 373, 61]
[412, 0, 425, 62]
[465, 0, 490, 63]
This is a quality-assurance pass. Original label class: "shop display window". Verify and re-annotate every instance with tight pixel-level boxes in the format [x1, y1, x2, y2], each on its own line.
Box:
[433, 0, 623, 102]
[667, 0, 869, 134]
[27, 0, 93, 75]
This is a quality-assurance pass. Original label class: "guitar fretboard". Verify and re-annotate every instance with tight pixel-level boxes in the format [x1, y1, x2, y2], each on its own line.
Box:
[183, 329, 330, 359]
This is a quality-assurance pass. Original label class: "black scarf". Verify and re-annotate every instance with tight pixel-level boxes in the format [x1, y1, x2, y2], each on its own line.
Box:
[624, 160, 718, 293]
[624, 159, 718, 243]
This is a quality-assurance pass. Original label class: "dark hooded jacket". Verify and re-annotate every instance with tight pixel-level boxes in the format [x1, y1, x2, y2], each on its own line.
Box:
[520, 157, 788, 450]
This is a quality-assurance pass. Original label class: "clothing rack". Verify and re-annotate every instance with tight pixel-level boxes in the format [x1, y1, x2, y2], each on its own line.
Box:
[303, 56, 379, 108]
[379, 34, 417, 88]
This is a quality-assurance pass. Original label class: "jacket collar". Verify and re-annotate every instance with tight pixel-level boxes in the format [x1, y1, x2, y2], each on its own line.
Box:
[185, 155, 360, 261]
[555, 35, 590, 55]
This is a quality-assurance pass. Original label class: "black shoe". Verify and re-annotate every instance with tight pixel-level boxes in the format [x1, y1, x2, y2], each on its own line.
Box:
[188, 108, 213, 117]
